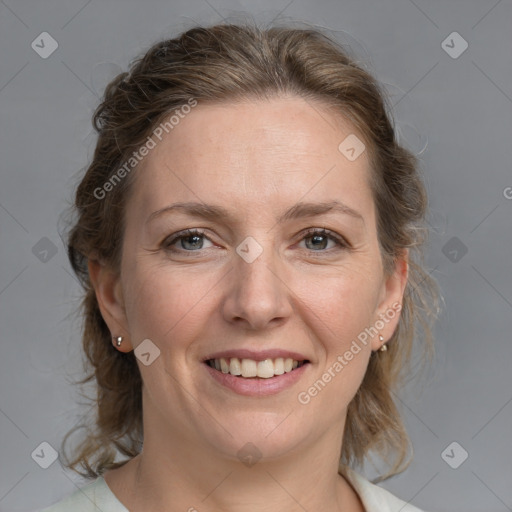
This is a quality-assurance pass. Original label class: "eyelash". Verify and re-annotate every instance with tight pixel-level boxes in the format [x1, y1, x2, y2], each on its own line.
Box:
[162, 227, 350, 255]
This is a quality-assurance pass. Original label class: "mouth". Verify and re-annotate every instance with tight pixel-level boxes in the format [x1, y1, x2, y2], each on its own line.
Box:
[205, 357, 310, 379]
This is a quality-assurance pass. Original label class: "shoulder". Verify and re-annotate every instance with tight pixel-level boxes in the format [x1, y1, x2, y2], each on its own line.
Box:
[343, 467, 427, 512]
[38, 476, 128, 512]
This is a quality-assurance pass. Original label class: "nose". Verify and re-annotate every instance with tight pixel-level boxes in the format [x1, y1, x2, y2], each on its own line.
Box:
[221, 238, 293, 331]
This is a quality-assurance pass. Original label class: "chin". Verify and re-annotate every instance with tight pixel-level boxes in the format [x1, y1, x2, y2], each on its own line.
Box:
[196, 412, 312, 463]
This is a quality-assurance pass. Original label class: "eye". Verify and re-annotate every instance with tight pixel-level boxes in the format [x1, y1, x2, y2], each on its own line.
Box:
[299, 228, 349, 252]
[163, 229, 214, 252]
[162, 227, 350, 256]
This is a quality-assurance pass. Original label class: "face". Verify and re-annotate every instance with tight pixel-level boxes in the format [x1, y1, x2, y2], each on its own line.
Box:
[92, 96, 407, 463]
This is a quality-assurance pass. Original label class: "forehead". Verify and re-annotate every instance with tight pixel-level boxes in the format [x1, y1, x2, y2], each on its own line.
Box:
[129, 96, 373, 223]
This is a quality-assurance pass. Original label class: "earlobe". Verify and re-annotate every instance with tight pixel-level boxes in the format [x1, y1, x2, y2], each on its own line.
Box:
[372, 250, 409, 351]
[87, 259, 133, 352]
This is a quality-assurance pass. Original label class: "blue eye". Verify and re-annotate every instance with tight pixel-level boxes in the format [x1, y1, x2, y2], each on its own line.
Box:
[163, 227, 349, 255]
[163, 229, 212, 252]
[300, 228, 348, 252]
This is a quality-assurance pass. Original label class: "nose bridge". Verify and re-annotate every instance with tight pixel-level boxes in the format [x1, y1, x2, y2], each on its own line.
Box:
[236, 232, 281, 296]
[225, 232, 291, 328]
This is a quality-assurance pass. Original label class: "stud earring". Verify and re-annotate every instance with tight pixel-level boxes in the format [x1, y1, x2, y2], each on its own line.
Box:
[378, 334, 387, 352]
[114, 336, 123, 347]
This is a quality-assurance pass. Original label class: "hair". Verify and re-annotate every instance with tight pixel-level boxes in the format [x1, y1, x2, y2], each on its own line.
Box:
[61, 20, 440, 482]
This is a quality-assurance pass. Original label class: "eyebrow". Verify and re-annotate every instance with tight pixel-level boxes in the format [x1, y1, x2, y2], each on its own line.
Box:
[146, 200, 364, 226]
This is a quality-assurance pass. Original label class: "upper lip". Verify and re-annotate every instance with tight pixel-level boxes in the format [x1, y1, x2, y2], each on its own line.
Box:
[203, 349, 309, 362]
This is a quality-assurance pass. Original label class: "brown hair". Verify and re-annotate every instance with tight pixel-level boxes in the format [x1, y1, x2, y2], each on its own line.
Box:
[61, 21, 439, 482]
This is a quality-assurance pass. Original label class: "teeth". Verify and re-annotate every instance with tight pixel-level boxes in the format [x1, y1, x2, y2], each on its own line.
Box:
[274, 357, 284, 375]
[241, 358, 257, 377]
[257, 359, 274, 379]
[220, 357, 229, 374]
[229, 357, 241, 376]
[208, 357, 305, 378]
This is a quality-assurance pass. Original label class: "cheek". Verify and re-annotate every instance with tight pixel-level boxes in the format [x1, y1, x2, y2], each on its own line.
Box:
[298, 265, 381, 340]
[295, 273, 378, 413]
[299, 268, 379, 367]
[123, 263, 220, 348]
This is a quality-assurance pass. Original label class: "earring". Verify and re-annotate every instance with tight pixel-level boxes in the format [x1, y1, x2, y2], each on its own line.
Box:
[378, 334, 387, 352]
[114, 336, 123, 347]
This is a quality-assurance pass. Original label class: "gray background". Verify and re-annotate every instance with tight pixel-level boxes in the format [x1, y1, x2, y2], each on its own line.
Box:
[0, 1, 511, 511]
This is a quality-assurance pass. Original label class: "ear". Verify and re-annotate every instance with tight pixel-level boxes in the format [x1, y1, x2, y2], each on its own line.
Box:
[87, 259, 133, 352]
[371, 249, 409, 351]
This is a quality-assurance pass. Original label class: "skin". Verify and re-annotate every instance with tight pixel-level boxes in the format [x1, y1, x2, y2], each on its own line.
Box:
[89, 96, 408, 512]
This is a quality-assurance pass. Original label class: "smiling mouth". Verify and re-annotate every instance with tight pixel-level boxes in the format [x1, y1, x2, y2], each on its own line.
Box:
[206, 357, 309, 379]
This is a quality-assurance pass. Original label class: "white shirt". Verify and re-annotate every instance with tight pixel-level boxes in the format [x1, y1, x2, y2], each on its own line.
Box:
[37, 467, 425, 512]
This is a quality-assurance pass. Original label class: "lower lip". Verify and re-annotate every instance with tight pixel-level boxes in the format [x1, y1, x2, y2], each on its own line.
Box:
[204, 362, 309, 396]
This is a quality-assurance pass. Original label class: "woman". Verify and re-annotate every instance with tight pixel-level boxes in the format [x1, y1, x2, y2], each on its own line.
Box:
[41, 22, 438, 511]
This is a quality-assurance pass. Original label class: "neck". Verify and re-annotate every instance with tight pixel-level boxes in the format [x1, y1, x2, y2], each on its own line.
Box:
[104, 419, 364, 511]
